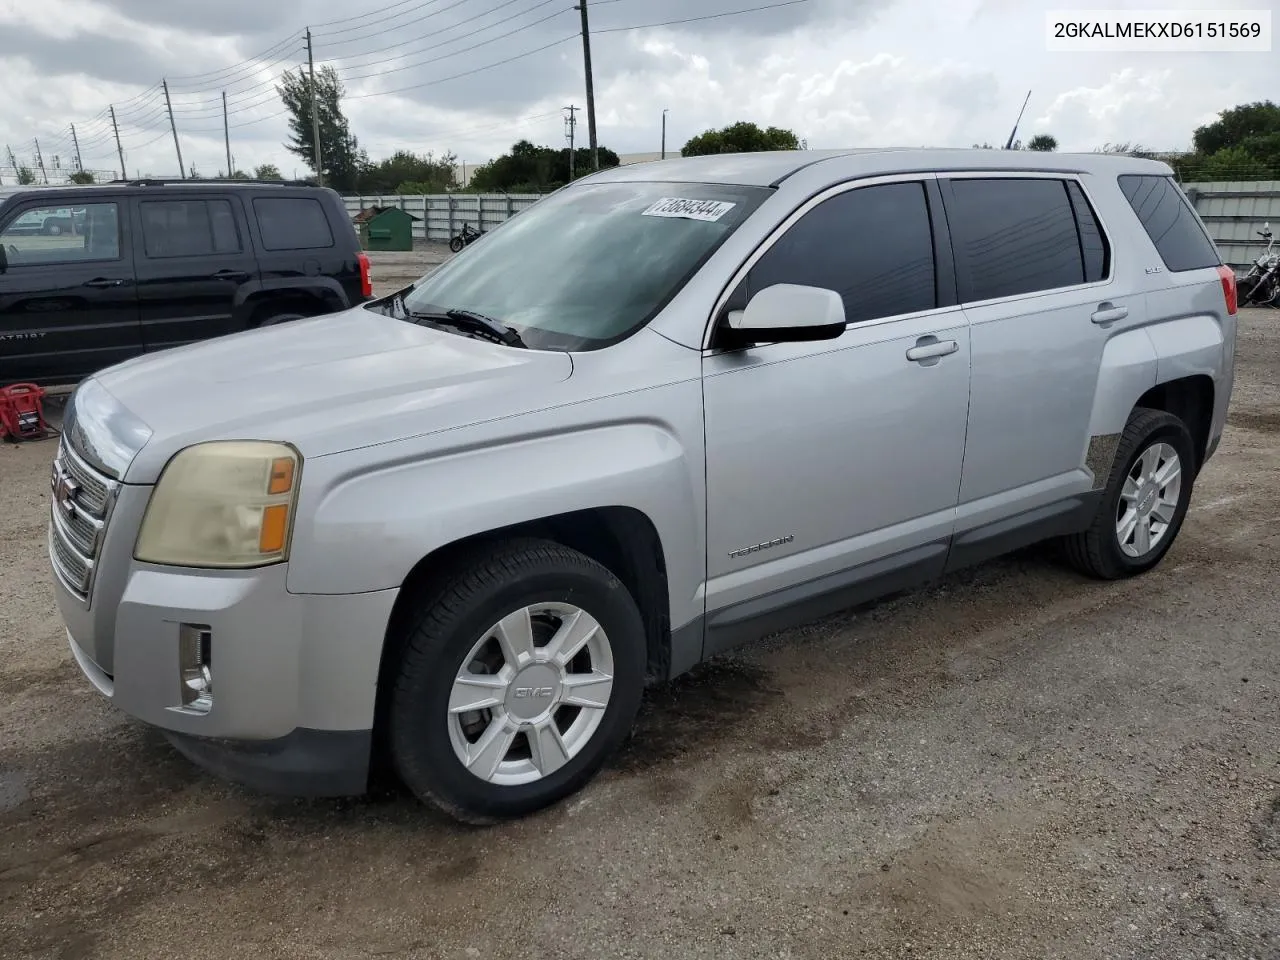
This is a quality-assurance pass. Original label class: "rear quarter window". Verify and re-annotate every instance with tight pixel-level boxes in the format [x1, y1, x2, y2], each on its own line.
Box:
[252, 196, 335, 251]
[1117, 174, 1220, 272]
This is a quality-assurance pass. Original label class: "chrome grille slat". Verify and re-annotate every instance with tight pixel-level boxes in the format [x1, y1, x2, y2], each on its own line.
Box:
[48, 438, 118, 603]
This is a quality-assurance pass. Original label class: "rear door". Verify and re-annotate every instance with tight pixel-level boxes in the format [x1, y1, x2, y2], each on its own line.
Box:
[131, 193, 260, 351]
[0, 197, 140, 386]
[938, 173, 1128, 565]
[247, 193, 354, 310]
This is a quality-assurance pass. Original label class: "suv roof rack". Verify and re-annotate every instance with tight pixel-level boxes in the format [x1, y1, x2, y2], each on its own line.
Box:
[107, 177, 316, 187]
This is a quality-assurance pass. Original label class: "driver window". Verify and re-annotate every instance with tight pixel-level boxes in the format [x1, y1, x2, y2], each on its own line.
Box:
[734, 181, 937, 325]
[0, 203, 121, 265]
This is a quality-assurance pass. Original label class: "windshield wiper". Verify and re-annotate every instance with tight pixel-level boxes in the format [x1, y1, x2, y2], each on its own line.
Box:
[397, 302, 526, 348]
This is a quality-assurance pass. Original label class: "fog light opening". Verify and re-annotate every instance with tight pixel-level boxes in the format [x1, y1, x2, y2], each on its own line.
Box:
[179, 623, 213, 712]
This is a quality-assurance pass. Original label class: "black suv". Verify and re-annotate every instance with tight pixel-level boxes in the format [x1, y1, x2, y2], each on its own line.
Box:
[0, 179, 371, 387]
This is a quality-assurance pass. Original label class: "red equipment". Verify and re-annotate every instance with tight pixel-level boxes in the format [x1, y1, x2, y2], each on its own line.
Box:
[0, 383, 49, 441]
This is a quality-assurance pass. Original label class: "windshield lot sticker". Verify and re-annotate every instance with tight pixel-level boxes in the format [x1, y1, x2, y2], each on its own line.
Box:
[642, 198, 736, 222]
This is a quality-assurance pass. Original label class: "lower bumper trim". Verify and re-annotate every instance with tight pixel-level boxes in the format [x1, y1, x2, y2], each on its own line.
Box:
[163, 727, 372, 797]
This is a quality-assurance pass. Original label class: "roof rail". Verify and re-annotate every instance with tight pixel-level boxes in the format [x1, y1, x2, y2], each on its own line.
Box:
[107, 177, 316, 187]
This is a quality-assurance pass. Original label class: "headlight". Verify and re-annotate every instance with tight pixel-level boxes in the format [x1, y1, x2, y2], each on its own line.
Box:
[134, 441, 301, 568]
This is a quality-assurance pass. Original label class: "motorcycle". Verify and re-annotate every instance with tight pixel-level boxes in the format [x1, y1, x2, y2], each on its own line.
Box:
[448, 222, 485, 253]
[1238, 222, 1278, 307]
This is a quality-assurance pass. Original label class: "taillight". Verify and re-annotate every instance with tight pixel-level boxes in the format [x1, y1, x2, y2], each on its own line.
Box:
[1216, 264, 1237, 316]
[357, 252, 372, 299]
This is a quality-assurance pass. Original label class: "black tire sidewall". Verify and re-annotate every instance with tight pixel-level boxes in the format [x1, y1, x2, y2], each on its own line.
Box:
[449, 238, 464, 253]
[390, 558, 646, 821]
[1100, 417, 1196, 575]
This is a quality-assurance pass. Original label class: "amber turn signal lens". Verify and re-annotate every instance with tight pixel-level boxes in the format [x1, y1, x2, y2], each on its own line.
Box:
[259, 504, 290, 554]
[268, 457, 295, 495]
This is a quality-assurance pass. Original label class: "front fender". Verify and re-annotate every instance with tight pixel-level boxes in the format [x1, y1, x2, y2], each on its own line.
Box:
[283, 395, 706, 634]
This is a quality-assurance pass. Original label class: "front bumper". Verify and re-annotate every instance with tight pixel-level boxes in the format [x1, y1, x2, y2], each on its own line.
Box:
[56, 536, 398, 797]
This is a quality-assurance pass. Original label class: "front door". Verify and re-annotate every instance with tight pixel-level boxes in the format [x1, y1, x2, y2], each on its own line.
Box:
[0, 199, 140, 386]
[701, 177, 972, 655]
[131, 195, 260, 351]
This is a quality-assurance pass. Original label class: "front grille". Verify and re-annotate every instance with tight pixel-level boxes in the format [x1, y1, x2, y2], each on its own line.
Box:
[48, 439, 118, 602]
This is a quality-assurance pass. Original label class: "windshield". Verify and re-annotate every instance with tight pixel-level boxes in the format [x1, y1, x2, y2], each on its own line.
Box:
[398, 180, 771, 350]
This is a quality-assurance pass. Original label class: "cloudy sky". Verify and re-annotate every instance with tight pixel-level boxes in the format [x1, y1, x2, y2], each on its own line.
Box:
[0, 0, 1274, 181]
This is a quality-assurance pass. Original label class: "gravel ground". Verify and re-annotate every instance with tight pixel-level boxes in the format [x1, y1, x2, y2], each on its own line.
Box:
[1, 307, 1277, 960]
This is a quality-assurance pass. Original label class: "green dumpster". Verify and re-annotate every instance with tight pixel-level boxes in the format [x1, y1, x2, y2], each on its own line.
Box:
[354, 206, 419, 251]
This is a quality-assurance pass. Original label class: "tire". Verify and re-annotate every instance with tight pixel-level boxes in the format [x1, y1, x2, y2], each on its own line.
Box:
[387, 539, 647, 824]
[44, 222, 61, 236]
[449, 236, 464, 253]
[1063, 407, 1197, 580]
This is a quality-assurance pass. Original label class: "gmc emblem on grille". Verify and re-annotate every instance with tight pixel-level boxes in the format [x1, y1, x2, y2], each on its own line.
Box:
[51, 470, 79, 514]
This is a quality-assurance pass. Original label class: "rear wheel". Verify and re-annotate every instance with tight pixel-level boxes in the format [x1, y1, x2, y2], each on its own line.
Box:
[1063, 407, 1196, 580]
[449, 236, 464, 253]
[387, 539, 647, 824]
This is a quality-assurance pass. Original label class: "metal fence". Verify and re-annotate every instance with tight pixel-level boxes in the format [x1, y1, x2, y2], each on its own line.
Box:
[341, 193, 544, 242]
[1184, 181, 1280, 270]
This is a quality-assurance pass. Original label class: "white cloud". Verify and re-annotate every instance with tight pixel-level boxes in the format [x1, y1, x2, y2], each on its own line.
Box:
[0, 0, 1274, 178]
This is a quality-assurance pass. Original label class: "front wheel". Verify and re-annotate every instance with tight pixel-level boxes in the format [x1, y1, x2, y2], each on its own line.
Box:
[449, 236, 464, 253]
[1063, 407, 1197, 580]
[387, 540, 647, 824]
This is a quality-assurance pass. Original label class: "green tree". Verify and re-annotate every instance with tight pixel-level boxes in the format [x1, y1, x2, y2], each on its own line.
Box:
[1180, 146, 1272, 182]
[466, 140, 619, 192]
[253, 163, 283, 180]
[1026, 133, 1058, 151]
[681, 121, 800, 156]
[363, 150, 457, 194]
[1193, 101, 1280, 163]
[16, 166, 36, 185]
[68, 171, 96, 184]
[277, 65, 365, 191]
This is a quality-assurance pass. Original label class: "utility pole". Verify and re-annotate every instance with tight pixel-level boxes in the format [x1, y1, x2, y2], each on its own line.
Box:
[564, 105, 578, 180]
[305, 28, 324, 186]
[70, 124, 84, 174]
[661, 108, 668, 160]
[222, 91, 233, 178]
[161, 80, 186, 178]
[109, 106, 126, 181]
[574, 1, 598, 170]
[33, 139, 48, 183]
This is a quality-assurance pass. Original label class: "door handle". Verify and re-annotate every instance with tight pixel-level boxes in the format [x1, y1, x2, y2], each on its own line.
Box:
[1091, 303, 1129, 324]
[211, 269, 250, 281]
[82, 277, 125, 288]
[906, 337, 959, 362]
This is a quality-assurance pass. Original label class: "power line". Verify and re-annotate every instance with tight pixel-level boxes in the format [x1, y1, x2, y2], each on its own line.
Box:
[594, 0, 814, 33]
[315, 0, 560, 69]
[346, 34, 577, 100]
[314, 0, 464, 42]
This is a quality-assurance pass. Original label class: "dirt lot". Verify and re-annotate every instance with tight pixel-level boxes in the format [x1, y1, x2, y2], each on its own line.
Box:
[2, 308, 1278, 960]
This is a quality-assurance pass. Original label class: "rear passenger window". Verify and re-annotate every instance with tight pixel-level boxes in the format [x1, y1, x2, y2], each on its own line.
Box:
[253, 197, 334, 251]
[947, 178, 1084, 302]
[1066, 181, 1109, 283]
[1118, 174, 1219, 272]
[745, 181, 936, 324]
[140, 200, 240, 258]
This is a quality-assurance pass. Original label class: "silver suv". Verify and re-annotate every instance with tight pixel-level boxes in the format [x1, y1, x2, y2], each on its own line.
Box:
[49, 149, 1238, 823]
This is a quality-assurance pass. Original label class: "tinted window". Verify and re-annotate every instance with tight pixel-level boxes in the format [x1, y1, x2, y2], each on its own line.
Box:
[140, 200, 240, 258]
[253, 197, 334, 251]
[745, 181, 936, 324]
[1118, 174, 1219, 272]
[1066, 181, 1109, 283]
[0, 203, 120, 264]
[948, 178, 1084, 302]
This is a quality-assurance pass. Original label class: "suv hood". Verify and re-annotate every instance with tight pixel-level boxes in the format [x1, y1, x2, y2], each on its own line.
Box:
[84, 306, 573, 483]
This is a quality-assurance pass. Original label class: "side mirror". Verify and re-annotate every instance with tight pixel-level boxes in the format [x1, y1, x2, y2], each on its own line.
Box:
[721, 283, 846, 348]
